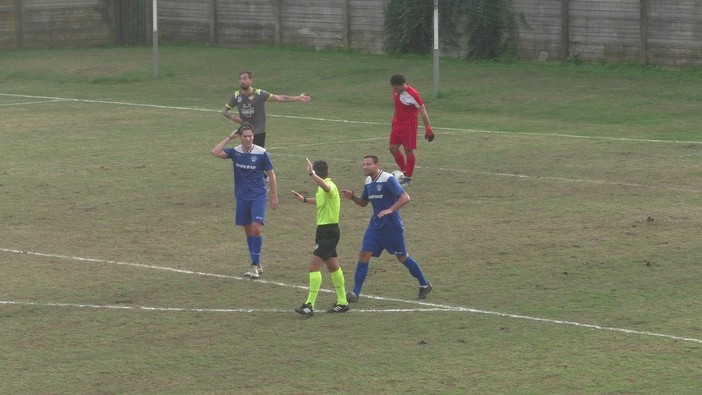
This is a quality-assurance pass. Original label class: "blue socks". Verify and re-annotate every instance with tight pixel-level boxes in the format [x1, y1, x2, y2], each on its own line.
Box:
[353, 262, 369, 296]
[246, 236, 262, 265]
[352, 257, 428, 296]
[402, 256, 428, 286]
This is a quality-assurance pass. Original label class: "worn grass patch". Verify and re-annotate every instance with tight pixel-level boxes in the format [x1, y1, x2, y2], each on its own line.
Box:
[1, 45, 701, 394]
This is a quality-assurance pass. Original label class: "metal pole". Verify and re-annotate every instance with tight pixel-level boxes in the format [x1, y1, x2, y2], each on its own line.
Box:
[433, 0, 439, 98]
[15, 0, 24, 49]
[152, 0, 159, 78]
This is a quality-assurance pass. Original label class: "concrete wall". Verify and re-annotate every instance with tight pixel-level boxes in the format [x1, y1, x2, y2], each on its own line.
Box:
[647, 0, 702, 68]
[512, 0, 702, 67]
[1, 0, 114, 49]
[156, 0, 384, 53]
[2, 0, 700, 68]
[157, 0, 702, 67]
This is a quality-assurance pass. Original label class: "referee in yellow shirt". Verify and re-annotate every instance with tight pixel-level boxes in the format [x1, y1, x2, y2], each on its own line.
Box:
[292, 158, 350, 316]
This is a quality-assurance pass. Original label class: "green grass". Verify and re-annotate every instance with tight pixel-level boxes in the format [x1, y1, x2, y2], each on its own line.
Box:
[1, 45, 701, 394]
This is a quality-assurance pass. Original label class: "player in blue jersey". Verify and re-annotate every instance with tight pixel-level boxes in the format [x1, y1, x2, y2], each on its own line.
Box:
[340, 155, 432, 300]
[212, 123, 279, 278]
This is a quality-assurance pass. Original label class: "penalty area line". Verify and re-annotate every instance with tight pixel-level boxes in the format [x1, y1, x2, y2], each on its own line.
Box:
[2, 93, 700, 145]
[2, 247, 702, 344]
[0, 300, 454, 314]
[0, 99, 65, 106]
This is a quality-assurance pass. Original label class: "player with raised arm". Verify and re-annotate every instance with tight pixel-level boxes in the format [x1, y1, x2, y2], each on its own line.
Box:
[291, 158, 350, 316]
[211, 123, 279, 278]
[222, 71, 311, 148]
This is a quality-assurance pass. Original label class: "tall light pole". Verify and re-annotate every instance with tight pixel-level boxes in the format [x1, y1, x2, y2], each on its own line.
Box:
[433, 0, 439, 97]
[152, 0, 159, 78]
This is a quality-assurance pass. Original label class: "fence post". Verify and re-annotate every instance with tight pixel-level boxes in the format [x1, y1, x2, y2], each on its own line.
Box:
[342, 0, 350, 48]
[433, 0, 439, 98]
[153, 0, 158, 78]
[209, 0, 217, 45]
[14, 0, 23, 49]
[560, 0, 569, 60]
[640, 0, 649, 65]
[274, 0, 282, 45]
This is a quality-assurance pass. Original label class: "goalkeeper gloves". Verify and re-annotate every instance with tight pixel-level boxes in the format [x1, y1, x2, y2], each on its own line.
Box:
[424, 127, 435, 142]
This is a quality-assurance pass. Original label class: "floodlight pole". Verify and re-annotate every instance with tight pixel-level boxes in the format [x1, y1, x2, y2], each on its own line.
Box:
[433, 0, 439, 98]
[152, 0, 159, 78]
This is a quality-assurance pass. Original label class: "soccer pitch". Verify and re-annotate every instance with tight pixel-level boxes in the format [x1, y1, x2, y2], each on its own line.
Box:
[1, 46, 701, 394]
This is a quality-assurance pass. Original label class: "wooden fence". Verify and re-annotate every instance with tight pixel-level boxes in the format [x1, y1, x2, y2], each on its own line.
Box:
[513, 0, 702, 68]
[156, 0, 384, 53]
[1, 0, 700, 68]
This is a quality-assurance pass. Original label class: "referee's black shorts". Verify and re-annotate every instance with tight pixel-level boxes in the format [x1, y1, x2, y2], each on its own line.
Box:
[313, 224, 340, 260]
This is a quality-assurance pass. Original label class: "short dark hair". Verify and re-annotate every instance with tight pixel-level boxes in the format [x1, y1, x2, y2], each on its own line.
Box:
[390, 74, 406, 86]
[363, 155, 379, 164]
[236, 122, 254, 135]
[313, 160, 329, 178]
[239, 71, 252, 79]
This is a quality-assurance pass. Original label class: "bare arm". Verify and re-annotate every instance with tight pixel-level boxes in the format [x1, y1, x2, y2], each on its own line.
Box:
[306, 157, 330, 192]
[291, 158, 327, 205]
[419, 104, 431, 130]
[419, 104, 434, 141]
[340, 188, 369, 207]
[211, 131, 238, 158]
[222, 105, 242, 124]
[291, 190, 315, 205]
[269, 93, 311, 103]
[378, 192, 410, 218]
[266, 169, 279, 210]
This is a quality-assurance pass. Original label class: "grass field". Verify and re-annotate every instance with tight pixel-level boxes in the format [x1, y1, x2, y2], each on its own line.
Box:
[1, 45, 701, 394]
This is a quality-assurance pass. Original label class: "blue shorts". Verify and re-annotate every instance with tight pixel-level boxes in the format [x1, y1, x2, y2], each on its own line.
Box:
[361, 227, 407, 258]
[235, 199, 267, 226]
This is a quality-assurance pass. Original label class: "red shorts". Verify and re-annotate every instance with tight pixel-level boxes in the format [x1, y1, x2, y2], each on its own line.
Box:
[390, 122, 418, 150]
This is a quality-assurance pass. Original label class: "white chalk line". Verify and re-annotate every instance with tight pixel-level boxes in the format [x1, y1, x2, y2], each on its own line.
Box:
[270, 151, 701, 194]
[439, 167, 702, 193]
[1, 247, 701, 344]
[1, 96, 699, 340]
[2, 92, 701, 145]
[435, 126, 702, 145]
[0, 300, 452, 314]
[3, 92, 700, 194]
[3, 92, 699, 194]
[0, 99, 65, 106]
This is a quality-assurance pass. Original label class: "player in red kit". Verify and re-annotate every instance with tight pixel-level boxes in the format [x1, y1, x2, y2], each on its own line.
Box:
[388, 74, 434, 187]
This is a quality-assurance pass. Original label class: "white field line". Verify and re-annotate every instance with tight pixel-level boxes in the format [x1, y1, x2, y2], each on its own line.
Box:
[2, 92, 701, 145]
[435, 127, 702, 145]
[2, 247, 701, 345]
[0, 300, 452, 314]
[270, 151, 702, 194]
[3, 92, 700, 194]
[0, 99, 65, 106]
[441, 168, 702, 193]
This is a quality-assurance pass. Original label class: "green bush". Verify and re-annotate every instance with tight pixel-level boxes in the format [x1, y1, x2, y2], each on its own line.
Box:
[383, 0, 434, 55]
[384, 0, 517, 61]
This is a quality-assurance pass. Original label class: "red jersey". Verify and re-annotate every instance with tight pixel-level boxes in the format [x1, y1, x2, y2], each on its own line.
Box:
[392, 85, 424, 126]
